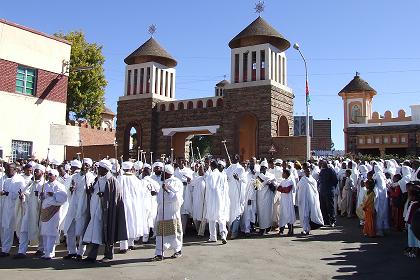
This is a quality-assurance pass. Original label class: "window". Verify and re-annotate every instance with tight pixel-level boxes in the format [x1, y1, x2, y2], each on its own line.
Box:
[146, 67, 151, 93]
[197, 100, 203, 108]
[126, 70, 131, 95]
[234, 54, 240, 83]
[140, 68, 144, 94]
[383, 137, 389, 144]
[243, 52, 248, 82]
[359, 138, 364, 144]
[260, 50, 265, 80]
[401, 136, 406, 143]
[11, 140, 32, 161]
[206, 99, 213, 108]
[367, 138, 372, 144]
[392, 137, 398, 143]
[375, 137, 380, 144]
[251, 51, 257, 81]
[160, 69, 164, 95]
[351, 104, 361, 123]
[178, 102, 184, 110]
[155, 68, 159, 93]
[16, 66, 37, 95]
[133, 69, 138, 95]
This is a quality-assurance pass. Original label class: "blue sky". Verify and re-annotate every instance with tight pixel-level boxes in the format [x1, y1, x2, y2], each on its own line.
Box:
[2, 0, 420, 149]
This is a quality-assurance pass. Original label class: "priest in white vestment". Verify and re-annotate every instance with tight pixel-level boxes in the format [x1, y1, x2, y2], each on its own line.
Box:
[256, 160, 276, 235]
[140, 164, 159, 242]
[205, 160, 230, 244]
[297, 167, 324, 235]
[0, 163, 25, 257]
[190, 165, 206, 231]
[277, 169, 296, 236]
[153, 165, 184, 261]
[243, 162, 259, 235]
[39, 169, 68, 259]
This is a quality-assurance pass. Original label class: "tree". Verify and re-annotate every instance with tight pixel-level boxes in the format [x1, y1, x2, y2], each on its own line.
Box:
[55, 31, 107, 126]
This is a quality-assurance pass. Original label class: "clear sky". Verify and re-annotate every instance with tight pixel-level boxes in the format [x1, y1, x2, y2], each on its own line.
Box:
[2, 0, 420, 149]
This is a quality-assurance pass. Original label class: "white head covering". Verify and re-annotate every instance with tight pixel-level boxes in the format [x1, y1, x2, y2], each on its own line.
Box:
[274, 159, 283, 165]
[143, 163, 151, 170]
[153, 162, 164, 169]
[28, 161, 37, 167]
[260, 160, 269, 168]
[70, 159, 82, 169]
[122, 161, 134, 170]
[164, 164, 174, 175]
[99, 159, 112, 171]
[65, 163, 71, 171]
[83, 158, 93, 167]
[51, 159, 61, 166]
[217, 160, 226, 167]
[134, 161, 143, 171]
[48, 169, 59, 177]
[35, 164, 46, 173]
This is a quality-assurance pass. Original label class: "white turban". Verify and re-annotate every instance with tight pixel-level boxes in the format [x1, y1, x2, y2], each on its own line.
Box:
[164, 164, 174, 175]
[260, 160, 269, 168]
[48, 169, 59, 177]
[71, 160, 82, 169]
[143, 163, 151, 170]
[65, 164, 71, 171]
[217, 160, 226, 167]
[153, 162, 164, 169]
[35, 164, 46, 173]
[83, 158, 93, 167]
[51, 159, 61, 166]
[122, 161, 134, 170]
[99, 159, 112, 171]
[274, 159, 283, 165]
[134, 161, 143, 171]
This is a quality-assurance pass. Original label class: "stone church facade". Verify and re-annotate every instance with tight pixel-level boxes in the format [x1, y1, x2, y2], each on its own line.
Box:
[117, 17, 307, 161]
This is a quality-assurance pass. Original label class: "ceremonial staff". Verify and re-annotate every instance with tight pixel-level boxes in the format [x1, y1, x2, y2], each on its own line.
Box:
[196, 147, 202, 162]
[222, 140, 231, 165]
[170, 148, 174, 165]
[137, 146, 141, 162]
[160, 154, 166, 260]
[38, 148, 50, 226]
[150, 152, 153, 164]
[198, 177, 207, 236]
[140, 149, 144, 163]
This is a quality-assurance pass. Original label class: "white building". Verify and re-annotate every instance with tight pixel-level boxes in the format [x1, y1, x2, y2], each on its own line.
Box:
[0, 19, 71, 161]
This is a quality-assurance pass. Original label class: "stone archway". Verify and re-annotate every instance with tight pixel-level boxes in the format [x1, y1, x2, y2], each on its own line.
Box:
[124, 121, 142, 159]
[238, 113, 258, 161]
[277, 115, 289, 136]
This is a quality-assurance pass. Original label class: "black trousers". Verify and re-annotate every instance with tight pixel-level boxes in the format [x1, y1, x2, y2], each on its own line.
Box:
[87, 243, 114, 260]
[320, 192, 335, 226]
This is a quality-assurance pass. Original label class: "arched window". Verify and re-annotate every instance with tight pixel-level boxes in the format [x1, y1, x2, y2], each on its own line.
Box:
[197, 100, 203, 109]
[187, 101, 194, 109]
[206, 99, 214, 108]
[160, 104, 166, 111]
[277, 116, 289, 136]
[169, 103, 175, 111]
[351, 104, 361, 123]
[178, 102, 184, 110]
[216, 98, 223, 107]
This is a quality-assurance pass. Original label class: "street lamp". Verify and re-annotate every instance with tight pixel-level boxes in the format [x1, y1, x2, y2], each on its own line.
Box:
[293, 43, 311, 160]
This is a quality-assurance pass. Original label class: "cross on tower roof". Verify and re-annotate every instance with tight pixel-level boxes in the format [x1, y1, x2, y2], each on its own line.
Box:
[148, 24, 157, 37]
[254, 1, 265, 16]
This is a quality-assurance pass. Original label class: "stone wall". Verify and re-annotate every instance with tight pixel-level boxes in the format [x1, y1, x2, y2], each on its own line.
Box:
[271, 136, 307, 161]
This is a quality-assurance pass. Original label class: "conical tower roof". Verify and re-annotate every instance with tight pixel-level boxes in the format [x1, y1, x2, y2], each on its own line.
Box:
[216, 79, 230, 87]
[339, 73, 376, 93]
[229, 16, 290, 52]
[124, 37, 177, 67]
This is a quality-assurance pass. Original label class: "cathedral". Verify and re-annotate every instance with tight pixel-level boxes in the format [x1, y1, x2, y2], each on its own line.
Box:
[116, 16, 307, 161]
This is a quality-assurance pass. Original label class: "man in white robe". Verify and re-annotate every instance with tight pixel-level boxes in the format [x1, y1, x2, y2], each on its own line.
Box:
[0, 163, 25, 257]
[270, 159, 283, 229]
[14, 164, 45, 258]
[62, 159, 95, 260]
[57, 164, 71, 231]
[174, 159, 193, 233]
[297, 167, 324, 235]
[242, 162, 259, 235]
[190, 165, 206, 231]
[39, 169, 68, 259]
[277, 169, 296, 236]
[141, 164, 159, 242]
[226, 155, 247, 239]
[15, 164, 33, 242]
[152, 164, 184, 261]
[119, 161, 147, 252]
[205, 160, 230, 244]
[256, 160, 275, 235]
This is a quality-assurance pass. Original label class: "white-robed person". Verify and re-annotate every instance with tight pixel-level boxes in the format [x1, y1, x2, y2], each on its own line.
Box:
[270, 159, 283, 229]
[243, 160, 259, 235]
[0, 163, 25, 257]
[119, 161, 145, 253]
[297, 167, 324, 235]
[277, 169, 296, 236]
[174, 159, 194, 233]
[205, 160, 230, 244]
[15, 164, 33, 247]
[225, 154, 247, 239]
[373, 164, 389, 236]
[190, 164, 206, 232]
[152, 164, 184, 261]
[14, 164, 46, 258]
[140, 163, 158, 243]
[62, 159, 95, 260]
[39, 169, 68, 259]
[255, 160, 276, 235]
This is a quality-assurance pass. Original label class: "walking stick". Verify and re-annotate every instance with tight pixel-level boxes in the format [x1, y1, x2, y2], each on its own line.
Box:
[222, 140, 232, 165]
[190, 142, 194, 163]
[140, 150, 143, 163]
[196, 147, 202, 162]
[137, 146, 140, 162]
[80, 140, 85, 160]
[160, 155, 166, 260]
[38, 148, 50, 226]
[170, 148, 174, 165]
[150, 152, 153, 164]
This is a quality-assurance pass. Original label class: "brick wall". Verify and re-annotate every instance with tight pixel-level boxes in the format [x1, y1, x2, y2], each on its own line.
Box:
[78, 124, 115, 146]
[66, 144, 115, 161]
[271, 136, 307, 161]
[312, 119, 332, 150]
[0, 58, 68, 103]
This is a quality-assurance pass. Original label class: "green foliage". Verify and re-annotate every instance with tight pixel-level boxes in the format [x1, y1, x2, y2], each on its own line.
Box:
[191, 135, 212, 159]
[55, 31, 107, 126]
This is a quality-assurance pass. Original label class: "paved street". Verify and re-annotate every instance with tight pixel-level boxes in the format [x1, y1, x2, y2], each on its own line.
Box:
[0, 217, 418, 280]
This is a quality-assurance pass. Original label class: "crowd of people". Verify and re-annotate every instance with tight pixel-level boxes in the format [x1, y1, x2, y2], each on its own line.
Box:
[0, 155, 419, 263]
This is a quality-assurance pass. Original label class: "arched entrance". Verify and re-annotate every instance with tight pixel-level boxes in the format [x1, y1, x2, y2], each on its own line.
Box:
[238, 113, 258, 161]
[124, 122, 142, 159]
[277, 115, 289, 136]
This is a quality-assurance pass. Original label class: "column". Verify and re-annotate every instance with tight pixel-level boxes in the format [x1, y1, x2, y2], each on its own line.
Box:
[247, 50, 252, 83]
[150, 66, 156, 94]
[238, 51, 243, 83]
[267, 49, 272, 80]
[256, 49, 261, 81]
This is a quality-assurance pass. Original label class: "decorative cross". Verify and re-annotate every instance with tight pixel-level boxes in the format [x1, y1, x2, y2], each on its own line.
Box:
[148, 24, 157, 37]
[255, 1, 265, 15]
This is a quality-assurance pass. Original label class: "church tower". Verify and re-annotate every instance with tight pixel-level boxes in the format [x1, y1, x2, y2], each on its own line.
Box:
[223, 16, 294, 160]
[116, 34, 177, 159]
[338, 72, 376, 152]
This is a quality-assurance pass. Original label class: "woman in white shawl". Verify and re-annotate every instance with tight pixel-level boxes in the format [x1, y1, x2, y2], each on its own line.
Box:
[373, 164, 389, 236]
[297, 167, 324, 235]
[356, 165, 368, 225]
